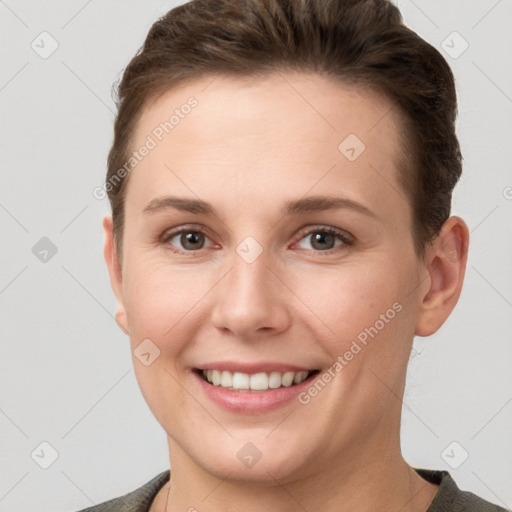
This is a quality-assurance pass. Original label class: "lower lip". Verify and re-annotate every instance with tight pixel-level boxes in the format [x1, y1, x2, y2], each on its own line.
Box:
[191, 370, 319, 413]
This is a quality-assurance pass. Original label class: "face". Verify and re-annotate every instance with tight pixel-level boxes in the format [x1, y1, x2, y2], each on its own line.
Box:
[106, 72, 433, 483]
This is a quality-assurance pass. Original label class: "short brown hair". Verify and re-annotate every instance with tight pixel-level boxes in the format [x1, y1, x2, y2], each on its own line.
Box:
[106, 0, 462, 261]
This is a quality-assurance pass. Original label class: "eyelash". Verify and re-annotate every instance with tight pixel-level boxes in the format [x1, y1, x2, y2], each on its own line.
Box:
[159, 224, 354, 256]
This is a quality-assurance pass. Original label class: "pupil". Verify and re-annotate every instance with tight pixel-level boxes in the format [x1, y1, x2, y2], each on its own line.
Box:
[182, 232, 203, 250]
[312, 232, 334, 250]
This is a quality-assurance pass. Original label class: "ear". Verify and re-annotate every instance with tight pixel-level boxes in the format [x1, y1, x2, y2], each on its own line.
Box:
[103, 215, 130, 335]
[415, 216, 469, 337]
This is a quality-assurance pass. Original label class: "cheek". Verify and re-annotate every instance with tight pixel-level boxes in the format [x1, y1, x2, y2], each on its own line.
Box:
[123, 258, 211, 341]
[123, 261, 198, 427]
[287, 257, 417, 368]
[291, 260, 400, 325]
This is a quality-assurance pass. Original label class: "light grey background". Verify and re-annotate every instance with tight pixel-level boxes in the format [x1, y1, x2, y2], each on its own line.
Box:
[1, 1, 511, 511]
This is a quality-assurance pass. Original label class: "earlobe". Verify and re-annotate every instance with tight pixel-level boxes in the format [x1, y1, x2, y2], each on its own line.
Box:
[115, 309, 130, 336]
[102, 215, 130, 336]
[415, 216, 469, 337]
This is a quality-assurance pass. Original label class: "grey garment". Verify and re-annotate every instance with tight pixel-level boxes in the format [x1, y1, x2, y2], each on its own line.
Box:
[416, 468, 509, 512]
[75, 470, 170, 512]
[75, 467, 509, 512]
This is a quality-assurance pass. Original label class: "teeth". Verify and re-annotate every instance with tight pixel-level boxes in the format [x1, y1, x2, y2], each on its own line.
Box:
[211, 370, 221, 386]
[268, 371, 282, 388]
[293, 371, 309, 384]
[201, 369, 312, 391]
[221, 370, 232, 388]
[250, 372, 268, 390]
[232, 372, 249, 390]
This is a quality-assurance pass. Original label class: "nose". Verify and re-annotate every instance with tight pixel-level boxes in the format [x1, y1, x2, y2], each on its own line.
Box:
[210, 248, 291, 340]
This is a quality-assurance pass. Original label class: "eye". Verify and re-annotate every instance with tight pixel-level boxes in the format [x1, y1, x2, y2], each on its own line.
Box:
[294, 226, 353, 254]
[159, 224, 353, 255]
[160, 225, 214, 253]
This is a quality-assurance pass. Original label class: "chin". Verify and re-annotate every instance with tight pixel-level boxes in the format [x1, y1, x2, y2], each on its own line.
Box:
[186, 433, 313, 484]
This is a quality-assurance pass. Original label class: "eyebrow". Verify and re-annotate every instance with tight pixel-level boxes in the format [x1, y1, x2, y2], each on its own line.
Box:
[142, 195, 376, 218]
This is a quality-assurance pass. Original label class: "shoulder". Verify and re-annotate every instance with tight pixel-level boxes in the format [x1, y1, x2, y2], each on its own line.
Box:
[414, 468, 510, 512]
[73, 470, 170, 512]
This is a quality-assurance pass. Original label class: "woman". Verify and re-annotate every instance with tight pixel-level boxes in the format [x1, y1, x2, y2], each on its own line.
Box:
[77, 0, 508, 510]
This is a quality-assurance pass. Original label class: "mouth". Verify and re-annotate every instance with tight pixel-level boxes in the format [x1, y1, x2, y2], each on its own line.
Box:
[194, 368, 321, 393]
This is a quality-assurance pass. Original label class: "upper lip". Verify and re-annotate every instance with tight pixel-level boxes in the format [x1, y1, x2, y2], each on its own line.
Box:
[194, 361, 318, 374]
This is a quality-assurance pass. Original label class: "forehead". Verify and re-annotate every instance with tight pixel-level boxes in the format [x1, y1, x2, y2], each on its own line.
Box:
[125, 72, 408, 219]
[135, 71, 402, 148]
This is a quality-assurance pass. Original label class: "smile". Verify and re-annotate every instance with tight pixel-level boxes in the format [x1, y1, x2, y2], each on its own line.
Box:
[199, 369, 318, 391]
[191, 363, 322, 412]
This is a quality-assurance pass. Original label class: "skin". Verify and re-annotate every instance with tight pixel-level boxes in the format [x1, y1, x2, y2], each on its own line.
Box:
[103, 72, 469, 512]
